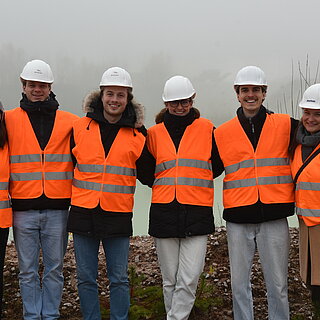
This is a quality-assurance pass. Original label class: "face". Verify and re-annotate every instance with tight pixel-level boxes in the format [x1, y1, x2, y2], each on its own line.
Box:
[237, 85, 266, 117]
[165, 99, 193, 116]
[23, 81, 51, 102]
[101, 86, 128, 123]
[302, 108, 320, 134]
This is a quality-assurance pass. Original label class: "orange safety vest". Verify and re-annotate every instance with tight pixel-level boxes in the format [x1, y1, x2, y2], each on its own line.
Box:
[147, 118, 214, 206]
[214, 113, 294, 209]
[291, 144, 320, 226]
[5, 108, 78, 199]
[71, 117, 145, 212]
[0, 142, 12, 227]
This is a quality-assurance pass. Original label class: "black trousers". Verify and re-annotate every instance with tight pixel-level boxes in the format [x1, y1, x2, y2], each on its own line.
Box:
[0, 228, 9, 319]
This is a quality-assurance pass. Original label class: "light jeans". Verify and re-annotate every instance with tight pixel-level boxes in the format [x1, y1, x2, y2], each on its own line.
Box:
[13, 209, 69, 320]
[227, 219, 290, 320]
[73, 234, 130, 320]
[155, 235, 207, 320]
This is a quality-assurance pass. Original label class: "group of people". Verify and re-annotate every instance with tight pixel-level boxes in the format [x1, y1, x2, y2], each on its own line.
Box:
[0, 59, 319, 320]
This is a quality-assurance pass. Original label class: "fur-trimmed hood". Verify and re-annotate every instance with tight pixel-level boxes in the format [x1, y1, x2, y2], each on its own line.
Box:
[82, 90, 144, 128]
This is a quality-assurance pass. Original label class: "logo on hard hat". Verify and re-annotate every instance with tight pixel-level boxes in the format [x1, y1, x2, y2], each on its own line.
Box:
[34, 69, 43, 75]
[307, 99, 316, 102]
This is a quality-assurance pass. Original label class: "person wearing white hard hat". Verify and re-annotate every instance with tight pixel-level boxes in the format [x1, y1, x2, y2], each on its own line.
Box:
[5, 59, 79, 320]
[290, 83, 320, 317]
[146, 75, 217, 319]
[0, 100, 12, 318]
[213, 66, 299, 319]
[67, 67, 151, 320]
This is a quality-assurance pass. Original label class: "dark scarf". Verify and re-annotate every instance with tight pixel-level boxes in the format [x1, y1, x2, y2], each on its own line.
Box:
[163, 108, 196, 150]
[20, 92, 59, 113]
[296, 123, 320, 161]
[19, 92, 59, 150]
[163, 108, 195, 129]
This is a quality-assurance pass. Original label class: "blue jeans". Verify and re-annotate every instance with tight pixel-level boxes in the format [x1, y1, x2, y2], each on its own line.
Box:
[0, 227, 9, 318]
[13, 209, 69, 320]
[227, 219, 290, 320]
[73, 234, 130, 320]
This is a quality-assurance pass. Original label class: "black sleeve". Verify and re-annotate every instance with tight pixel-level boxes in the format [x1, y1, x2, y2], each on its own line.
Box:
[290, 117, 299, 145]
[136, 143, 156, 187]
[211, 128, 225, 178]
[70, 129, 77, 167]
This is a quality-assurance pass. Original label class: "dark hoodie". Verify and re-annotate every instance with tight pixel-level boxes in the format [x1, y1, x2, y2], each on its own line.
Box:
[11, 93, 71, 211]
[67, 91, 153, 239]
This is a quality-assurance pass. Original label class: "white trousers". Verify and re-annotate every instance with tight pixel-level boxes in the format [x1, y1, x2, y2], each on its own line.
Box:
[155, 235, 207, 320]
[227, 219, 290, 320]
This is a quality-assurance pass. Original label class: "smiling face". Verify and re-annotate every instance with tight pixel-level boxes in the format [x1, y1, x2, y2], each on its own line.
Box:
[302, 108, 320, 134]
[101, 86, 128, 123]
[165, 98, 193, 116]
[237, 85, 266, 117]
[23, 81, 51, 102]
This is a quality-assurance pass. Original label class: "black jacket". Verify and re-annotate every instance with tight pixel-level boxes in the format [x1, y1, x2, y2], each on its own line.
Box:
[67, 91, 152, 239]
[12, 93, 71, 211]
[212, 106, 299, 224]
[147, 109, 215, 238]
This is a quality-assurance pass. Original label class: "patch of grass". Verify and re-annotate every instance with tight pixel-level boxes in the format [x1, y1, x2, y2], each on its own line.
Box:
[101, 265, 225, 319]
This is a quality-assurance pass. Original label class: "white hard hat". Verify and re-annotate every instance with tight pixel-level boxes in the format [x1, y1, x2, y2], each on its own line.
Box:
[162, 75, 196, 102]
[234, 66, 267, 87]
[20, 59, 54, 83]
[100, 67, 132, 88]
[299, 83, 320, 109]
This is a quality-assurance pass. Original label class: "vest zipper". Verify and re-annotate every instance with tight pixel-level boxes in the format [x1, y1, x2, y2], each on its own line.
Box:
[249, 118, 260, 197]
[100, 162, 107, 197]
[41, 150, 45, 190]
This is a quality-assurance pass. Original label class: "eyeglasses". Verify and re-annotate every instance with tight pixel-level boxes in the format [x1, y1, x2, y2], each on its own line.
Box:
[168, 99, 191, 108]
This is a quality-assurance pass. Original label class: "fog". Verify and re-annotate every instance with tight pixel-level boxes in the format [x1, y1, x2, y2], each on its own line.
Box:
[1, 0, 320, 126]
[2, 0, 317, 233]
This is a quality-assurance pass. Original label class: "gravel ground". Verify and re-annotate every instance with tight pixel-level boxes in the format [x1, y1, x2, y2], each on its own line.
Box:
[2, 227, 314, 319]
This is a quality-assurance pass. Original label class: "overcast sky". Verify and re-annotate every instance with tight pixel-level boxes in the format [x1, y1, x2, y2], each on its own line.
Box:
[1, 0, 320, 126]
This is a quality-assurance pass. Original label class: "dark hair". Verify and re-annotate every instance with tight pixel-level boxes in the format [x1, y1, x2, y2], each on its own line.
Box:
[234, 85, 267, 94]
[20, 79, 52, 90]
[155, 107, 200, 124]
[288, 121, 300, 159]
[0, 112, 8, 148]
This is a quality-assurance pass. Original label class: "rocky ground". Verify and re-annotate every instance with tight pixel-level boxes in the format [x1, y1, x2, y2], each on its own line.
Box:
[2, 228, 314, 319]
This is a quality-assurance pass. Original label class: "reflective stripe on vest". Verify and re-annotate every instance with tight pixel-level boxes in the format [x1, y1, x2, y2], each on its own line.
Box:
[225, 157, 289, 175]
[0, 182, 9, 190]
[77, 164, 136, 176]
[291, 144, 320, 225]
[224, 175, 293, 189]
[0, 142, 12, 227]
[10, 171, 73, 181]
[297, 207, 320, 217]
[214, 113, 294, 208]
[296, 181, 320, 191]
[73, 178, 136, 194]
[155, 158, 212, 174]
[5, 108, 78, 199]
[148, 118, 214, 206]
[71, 117, 145, 212]
[0, 200, 11, 210]
[10, 153, 72, 163]
[154, 177, 213, 189]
